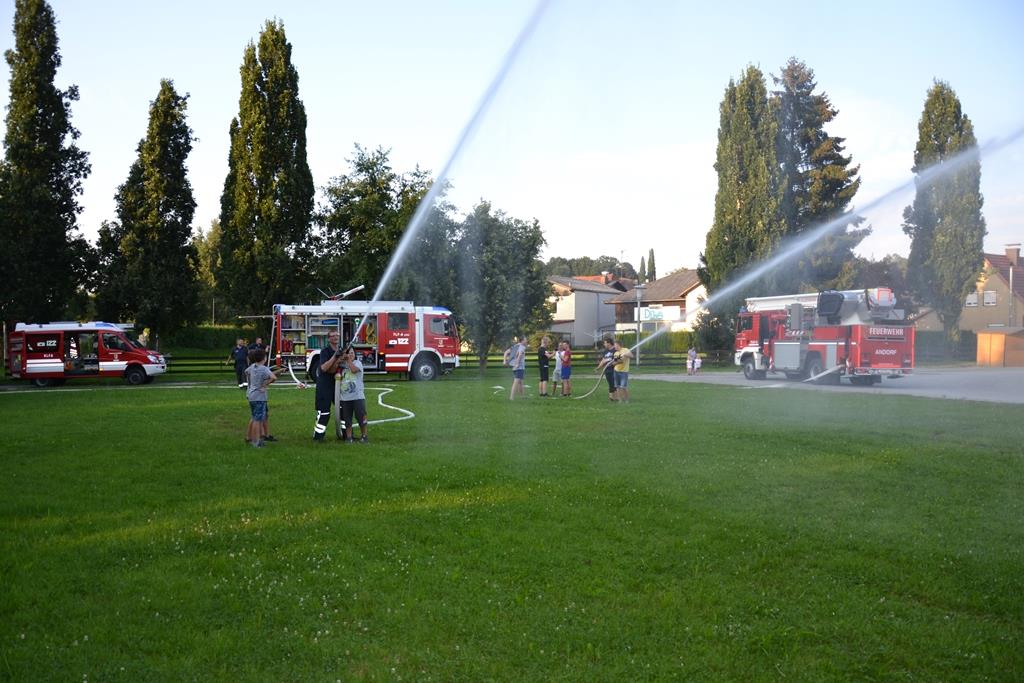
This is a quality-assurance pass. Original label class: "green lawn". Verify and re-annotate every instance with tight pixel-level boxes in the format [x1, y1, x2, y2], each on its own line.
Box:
[1, 372, 1021, 680]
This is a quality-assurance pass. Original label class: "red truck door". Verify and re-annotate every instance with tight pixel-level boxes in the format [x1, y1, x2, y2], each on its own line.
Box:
[380, 311, 414, 373]
[424, 314, 457, 357]
[100, 331, 132, 377]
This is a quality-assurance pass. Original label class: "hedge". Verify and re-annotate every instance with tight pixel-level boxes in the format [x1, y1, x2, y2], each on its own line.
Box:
[162, 325, 259, 350]
[914, 330, 976, 362]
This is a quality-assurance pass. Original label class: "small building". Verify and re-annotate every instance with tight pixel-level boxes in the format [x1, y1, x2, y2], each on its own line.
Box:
[548, 276, 623, 347]
[606, 269, 707, 332]
[916, 244, 1024, 332]
[977, 328, 1024, 367]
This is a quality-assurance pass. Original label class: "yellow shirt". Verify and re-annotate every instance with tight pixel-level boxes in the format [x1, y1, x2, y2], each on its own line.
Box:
[614, 348, 631, 372]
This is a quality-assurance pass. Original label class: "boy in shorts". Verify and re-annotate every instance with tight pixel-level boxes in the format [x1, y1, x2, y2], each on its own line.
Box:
[613, 339, 634, 403]
[559, 341, 572, 397]
[339, 348, 369, 443]
[245, 348, 283, 447]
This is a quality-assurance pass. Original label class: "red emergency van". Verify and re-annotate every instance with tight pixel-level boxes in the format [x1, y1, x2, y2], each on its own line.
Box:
[6, 321, 167, 387]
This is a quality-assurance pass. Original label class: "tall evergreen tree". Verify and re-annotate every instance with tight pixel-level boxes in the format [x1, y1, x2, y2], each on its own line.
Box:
[0, 0, 90, 325]
[771, 57, 867, 291]
[458, 201, 550, 371]
[217, 20, 314, 319]
[102, 79, 199, 344]
[638, 256, 647, 283]
[647, 248, 656, 281]
[698, 66, 783, 316]
[902, 81, 985, 343]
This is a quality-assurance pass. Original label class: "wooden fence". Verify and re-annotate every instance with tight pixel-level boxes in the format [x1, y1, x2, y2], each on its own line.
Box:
[163, 349, 737, 376]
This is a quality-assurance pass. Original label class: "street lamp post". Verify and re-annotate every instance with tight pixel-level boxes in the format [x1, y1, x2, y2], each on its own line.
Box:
[635, 283, 646, 367]
[1008, 243, 1019, 327]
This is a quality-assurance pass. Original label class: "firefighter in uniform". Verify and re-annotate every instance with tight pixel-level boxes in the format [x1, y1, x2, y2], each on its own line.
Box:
[313, 331, 344, 441]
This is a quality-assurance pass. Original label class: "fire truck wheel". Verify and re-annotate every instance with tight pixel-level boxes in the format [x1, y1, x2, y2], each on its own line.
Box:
[411, 356, 439, 381]
[742, 357, 762, 380]
[125, 366, 147, 386]
[805, 356, 824, 383]
[31, 378, 56, 388]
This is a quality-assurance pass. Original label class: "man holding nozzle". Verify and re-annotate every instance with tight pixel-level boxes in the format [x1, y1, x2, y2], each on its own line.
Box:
[312, 331, 344, 441]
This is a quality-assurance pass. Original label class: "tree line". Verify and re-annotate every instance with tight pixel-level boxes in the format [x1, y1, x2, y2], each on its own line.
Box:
[1, 2, 986, 357]
[697, 58, 985, 348]
[0, 3, 549, 357]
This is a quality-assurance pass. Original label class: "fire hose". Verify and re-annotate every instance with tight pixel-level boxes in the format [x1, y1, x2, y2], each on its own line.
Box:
[574, 363, 613, 400]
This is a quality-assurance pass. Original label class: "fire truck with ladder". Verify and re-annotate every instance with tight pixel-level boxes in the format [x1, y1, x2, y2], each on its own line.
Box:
[734, 287, 915, 385]
[271, 298, 460, 382]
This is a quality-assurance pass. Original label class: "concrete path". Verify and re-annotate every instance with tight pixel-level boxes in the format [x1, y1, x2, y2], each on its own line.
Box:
[638, 366, 1024, 405]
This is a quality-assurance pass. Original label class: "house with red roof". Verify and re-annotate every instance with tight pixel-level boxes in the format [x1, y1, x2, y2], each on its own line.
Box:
[916, 244, 1024, 332]
[605, 269, 707, 333]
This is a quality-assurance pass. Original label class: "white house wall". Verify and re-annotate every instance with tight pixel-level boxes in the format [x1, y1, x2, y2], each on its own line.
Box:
[553, 294, 576, 322]
[551, 290, 618, 346]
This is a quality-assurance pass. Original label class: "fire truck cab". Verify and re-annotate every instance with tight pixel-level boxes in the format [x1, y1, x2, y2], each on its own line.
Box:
[272, 300, 460, 381]
[734, 288, 915, 385]
[7, 321, 167, 387]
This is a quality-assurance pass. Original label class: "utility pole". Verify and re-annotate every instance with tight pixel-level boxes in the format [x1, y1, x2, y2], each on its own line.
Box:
[635, 283, 646, 366]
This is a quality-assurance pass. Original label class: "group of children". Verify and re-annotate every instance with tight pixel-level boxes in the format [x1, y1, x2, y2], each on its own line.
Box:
[597, 337, 634, 403]
[523, 336, 575, 399]
[241, 332, 370, 449]
[506, 335, 634, 402]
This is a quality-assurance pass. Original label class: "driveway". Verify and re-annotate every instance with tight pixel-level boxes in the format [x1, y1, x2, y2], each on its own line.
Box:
[638, 366, 1024, 405]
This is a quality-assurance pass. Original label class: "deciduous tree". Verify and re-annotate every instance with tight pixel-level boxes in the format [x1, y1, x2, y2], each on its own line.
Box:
[217, 20, 314, 321]
[902, 81, 985, 343]
[541, 255, 636, 280]
[0, 0, 90, 324]
[458, 201, 550, 370]
[699, 66, 783, 318]
[193, 220, 229, 323]
[94, 220, 130, 321]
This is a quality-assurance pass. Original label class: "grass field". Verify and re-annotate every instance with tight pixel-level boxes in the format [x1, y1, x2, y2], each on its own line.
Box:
[1, 372, 1022, 680]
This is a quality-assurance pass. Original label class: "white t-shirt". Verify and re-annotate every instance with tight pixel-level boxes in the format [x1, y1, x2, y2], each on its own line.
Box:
[340, 359, 365, 401]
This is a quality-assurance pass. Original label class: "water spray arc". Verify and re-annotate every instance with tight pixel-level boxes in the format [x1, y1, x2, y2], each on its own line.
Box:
[626, 125, 1024, 359]
[348, 0, 554, 346]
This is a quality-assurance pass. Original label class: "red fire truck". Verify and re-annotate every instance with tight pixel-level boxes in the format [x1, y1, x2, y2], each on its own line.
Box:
[734, 287, 915, 385]
[6, 321, 167, 387]
[271, 300, 460, 381]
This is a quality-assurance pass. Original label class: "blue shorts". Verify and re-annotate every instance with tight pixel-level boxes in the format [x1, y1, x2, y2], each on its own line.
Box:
[249, 400, 267, 421]
[513, 369, 524, 380]
[561, 367, 571, 380]
[614, 371, 629, 389]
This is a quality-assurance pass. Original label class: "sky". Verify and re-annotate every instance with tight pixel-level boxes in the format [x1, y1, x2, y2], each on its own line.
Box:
[2, 0, 1023, 277]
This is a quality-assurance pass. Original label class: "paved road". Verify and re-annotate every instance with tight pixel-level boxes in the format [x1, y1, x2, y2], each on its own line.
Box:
[638, 366, 1024, 405]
